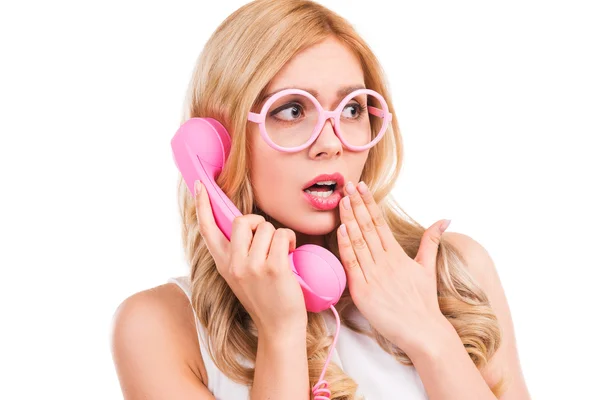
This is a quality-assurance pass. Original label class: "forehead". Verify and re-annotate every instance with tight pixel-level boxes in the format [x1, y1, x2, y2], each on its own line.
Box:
[264, 37, 364, 106]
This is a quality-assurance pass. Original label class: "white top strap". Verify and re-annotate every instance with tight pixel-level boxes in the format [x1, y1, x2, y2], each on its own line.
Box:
[167, 276, 222, 393]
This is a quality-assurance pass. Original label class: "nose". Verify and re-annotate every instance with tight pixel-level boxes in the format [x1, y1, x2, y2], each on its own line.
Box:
[308, 116, 342, 159]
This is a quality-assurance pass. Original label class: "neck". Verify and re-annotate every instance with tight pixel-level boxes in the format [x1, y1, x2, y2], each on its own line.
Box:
[295, 231, 326, 248]
[254, 207, 328, 249]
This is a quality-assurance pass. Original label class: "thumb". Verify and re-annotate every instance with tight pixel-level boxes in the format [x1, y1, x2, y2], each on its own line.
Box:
[414, 219, 451, 272]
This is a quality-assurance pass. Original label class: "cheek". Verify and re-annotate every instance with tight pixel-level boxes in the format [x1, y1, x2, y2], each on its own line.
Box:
[350, 152, 370, 181]
[250, 148, 291, 208]
[249, 131, 273, 185]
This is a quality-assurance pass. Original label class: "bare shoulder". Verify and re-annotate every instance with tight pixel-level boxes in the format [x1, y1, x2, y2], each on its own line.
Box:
[110, 283, 213, 399]
[442, 232, 531, 399]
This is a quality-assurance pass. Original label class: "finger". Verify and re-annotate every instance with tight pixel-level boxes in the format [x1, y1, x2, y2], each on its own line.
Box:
[247, 221, 276, 269]
[355, 181, 400, 254]
[414, 219, 451, 274]
[337, 223, 367, 287]
[266, 228, 296, 270]
[339, 194, 375, 279]
[342, 181, 386, 265]
[194, 180, 230, 263]
[230, 214, 266, 262]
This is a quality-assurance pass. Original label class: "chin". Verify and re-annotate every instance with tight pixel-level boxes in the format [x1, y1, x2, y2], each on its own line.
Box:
[288, 210, 340, 236]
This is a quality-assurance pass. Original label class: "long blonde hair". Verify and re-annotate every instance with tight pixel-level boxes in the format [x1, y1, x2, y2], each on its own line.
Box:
[176, 0, 507, 398]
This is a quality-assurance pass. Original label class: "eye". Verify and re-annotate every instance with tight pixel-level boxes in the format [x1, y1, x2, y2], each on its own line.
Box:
[270, 102, 304, 122]
[342, 102, 366, 120]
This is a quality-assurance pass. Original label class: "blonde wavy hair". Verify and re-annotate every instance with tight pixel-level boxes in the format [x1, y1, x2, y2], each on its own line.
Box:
[175, 0, 507, 398]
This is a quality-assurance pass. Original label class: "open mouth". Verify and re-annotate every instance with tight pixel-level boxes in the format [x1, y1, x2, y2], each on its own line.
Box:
[303, 181, 338, 198]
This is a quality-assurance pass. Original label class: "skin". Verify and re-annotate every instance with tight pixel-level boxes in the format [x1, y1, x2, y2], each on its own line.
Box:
[249, 36, 370, 248]
[111, 36, 531, 399]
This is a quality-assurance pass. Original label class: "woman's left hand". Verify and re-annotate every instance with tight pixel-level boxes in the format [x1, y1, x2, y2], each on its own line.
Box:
[336, 181, 453, 355]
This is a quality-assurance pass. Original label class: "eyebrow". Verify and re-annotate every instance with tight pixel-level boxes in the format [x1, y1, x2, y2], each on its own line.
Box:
[259, 84, 366, 105]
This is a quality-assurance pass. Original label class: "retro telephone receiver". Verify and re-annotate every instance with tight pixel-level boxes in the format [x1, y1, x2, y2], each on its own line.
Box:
[171, 117, 344, 398]
[170, 117, 347, 313]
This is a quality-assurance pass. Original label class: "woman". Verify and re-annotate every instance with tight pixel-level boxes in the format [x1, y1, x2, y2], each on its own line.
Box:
[111, 1, 530, 399]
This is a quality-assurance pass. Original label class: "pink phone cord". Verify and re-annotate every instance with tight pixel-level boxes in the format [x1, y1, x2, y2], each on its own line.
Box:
[311, 305, 341, 400]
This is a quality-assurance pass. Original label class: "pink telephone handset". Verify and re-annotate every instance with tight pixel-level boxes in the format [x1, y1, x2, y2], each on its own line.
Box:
[170, 118, 347, 313]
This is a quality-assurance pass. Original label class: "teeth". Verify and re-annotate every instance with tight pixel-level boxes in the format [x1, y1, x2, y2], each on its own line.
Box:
[304, 189, 334, 198]
[315, 180, 336, 185]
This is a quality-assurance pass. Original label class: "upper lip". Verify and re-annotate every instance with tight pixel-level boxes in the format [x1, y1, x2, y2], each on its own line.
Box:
[302, 172, 345, 190]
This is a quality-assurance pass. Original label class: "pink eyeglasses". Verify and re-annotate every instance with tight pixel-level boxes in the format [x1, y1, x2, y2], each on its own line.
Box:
[247, 88, 393, 153]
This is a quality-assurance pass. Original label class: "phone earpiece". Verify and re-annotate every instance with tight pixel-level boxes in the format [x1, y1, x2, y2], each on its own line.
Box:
[171, 117, 346, 312]
[171, 118, 241, 240]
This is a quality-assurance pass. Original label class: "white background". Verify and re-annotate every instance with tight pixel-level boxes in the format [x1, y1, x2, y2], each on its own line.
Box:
[1, 0, 598, 398]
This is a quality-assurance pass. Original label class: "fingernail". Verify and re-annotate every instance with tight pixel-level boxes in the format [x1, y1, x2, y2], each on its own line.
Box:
[340, 223, 348, 237]
[357, 181, 368, 194]
[342, 196, 351, 210]
[440, 219, 451, 232]
[345, 181, 356, 195]
[195, 180, 202, 196]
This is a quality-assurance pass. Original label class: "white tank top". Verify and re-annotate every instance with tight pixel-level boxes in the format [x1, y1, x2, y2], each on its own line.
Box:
[168, 276, 428, 399]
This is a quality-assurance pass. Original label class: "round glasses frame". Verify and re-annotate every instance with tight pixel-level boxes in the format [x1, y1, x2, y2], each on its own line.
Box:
[247, 88, 393, 153]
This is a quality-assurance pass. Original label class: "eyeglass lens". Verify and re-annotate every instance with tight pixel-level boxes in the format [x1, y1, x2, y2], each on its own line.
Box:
[264, 92, 385, 148]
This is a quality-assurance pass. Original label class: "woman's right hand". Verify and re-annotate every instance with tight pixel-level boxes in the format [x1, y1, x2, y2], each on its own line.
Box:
[193, 180, 308, 337]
